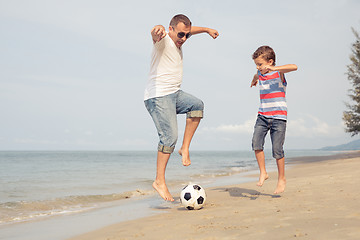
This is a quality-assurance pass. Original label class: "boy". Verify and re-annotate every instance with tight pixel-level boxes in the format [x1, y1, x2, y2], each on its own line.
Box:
[250, 46, 297, 194]
[144, 14, 219, 201]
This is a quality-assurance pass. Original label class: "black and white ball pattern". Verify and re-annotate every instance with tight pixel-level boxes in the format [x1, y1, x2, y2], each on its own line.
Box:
[180, 184, 206, 210]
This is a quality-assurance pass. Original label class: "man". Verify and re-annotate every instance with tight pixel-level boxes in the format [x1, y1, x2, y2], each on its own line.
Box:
[144, 14, 219, 201]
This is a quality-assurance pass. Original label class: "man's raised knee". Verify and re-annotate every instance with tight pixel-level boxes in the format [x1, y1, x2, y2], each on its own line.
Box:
[158, 144, 175, 154]
[186, 110, 203, 118]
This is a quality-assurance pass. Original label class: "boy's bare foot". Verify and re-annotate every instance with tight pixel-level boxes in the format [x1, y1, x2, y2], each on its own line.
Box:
[178, 148, 191, 166]
[257, 173, 269, 187]
[274, 178, 286, 194]
[152, 181, 174, 201]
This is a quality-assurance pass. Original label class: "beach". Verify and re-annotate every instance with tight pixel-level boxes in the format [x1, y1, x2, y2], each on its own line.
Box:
[69, 151, 360, 240]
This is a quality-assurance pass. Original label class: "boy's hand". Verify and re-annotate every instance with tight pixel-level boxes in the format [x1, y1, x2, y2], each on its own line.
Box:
[207, 28, 219, 39]
[251, 74, 259, 87]
[151, 25, 166, 43]
[262, 65, 276, 72]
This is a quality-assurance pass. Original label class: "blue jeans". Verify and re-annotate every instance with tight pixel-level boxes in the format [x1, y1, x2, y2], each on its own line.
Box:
[252, 114, 287, 159]
[144, 90, 204, 154]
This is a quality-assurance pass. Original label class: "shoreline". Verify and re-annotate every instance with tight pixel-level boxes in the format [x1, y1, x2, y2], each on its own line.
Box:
[69, 151, 360, 240]
[0, 151, 259, 240]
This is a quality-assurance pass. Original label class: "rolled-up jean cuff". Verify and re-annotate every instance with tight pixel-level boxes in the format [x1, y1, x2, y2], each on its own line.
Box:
[158, 144, 175, 154]
[186, 110, 203, 118]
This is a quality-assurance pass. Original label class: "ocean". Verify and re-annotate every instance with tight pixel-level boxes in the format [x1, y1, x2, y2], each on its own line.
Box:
[0, 150, 336, 240]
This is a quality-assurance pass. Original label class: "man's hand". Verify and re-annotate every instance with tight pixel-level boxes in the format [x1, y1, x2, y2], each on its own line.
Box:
[207, 28, 219, 39]
[189, 27, 219, 39]
[151, 25, 166, 43]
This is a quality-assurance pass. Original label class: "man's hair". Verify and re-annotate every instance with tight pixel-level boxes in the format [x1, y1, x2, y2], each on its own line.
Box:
[252, 46, 276, 65]
[170, 14, 192, 28]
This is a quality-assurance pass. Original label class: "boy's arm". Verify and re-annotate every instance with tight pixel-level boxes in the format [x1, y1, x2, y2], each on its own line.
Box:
[151, 25, 167, 43]
[190, 26, 219, 39]
[264, 64, 298, 74]
[250, 73, 259, 87]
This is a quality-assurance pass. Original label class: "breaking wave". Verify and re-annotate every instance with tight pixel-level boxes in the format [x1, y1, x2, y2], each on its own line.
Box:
[0, 189, 152, 225]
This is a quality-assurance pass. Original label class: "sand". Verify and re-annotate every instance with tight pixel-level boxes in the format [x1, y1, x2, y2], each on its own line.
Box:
[69, 152, 360, 240]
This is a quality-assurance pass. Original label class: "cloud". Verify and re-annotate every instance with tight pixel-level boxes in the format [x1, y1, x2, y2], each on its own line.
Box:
[201, 115, 344, 138]
[201, 118, 255, 134]
[287, 114, 344, 137]
[84, 131, 94, 136]
[12, 138, 58, 146]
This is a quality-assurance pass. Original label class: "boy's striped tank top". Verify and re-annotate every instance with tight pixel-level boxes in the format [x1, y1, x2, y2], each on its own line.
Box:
[258, 70, 287, 120]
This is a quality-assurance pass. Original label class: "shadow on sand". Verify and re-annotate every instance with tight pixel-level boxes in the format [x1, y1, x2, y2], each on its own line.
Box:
[215, 187, 280, 200]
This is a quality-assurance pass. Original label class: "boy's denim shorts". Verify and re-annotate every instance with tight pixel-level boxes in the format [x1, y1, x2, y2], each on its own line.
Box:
[144, 90, 204, 154]
[252, 114, 287, 159]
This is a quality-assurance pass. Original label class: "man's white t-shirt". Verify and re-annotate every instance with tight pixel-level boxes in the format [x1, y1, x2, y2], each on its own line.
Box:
[144, 34, 183, 100]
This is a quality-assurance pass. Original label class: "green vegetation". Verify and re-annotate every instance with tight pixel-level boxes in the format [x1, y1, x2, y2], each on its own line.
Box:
[344, 27, 360, 136]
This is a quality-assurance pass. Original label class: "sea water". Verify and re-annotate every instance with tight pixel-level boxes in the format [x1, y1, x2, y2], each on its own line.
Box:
[0, 150, 336, 239]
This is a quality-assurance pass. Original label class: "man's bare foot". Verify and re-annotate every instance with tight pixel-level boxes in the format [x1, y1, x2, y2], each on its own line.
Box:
[178, 148, 191, 166]
[274, 178, 286, 194]
[257, 173, 269, 187]
[152, 181, 174, 201]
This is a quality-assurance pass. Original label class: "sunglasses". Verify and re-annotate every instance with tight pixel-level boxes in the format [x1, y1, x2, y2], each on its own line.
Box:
[172, 27, 191, 39]
[177, 31, 191, 39]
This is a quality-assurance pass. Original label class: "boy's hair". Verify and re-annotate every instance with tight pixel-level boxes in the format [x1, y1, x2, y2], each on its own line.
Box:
[252, 46, 276, 66]
[170, 14, 192, 28]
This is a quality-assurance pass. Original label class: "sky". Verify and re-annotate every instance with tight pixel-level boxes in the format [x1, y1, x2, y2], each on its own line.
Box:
[1, 0, 360, 151]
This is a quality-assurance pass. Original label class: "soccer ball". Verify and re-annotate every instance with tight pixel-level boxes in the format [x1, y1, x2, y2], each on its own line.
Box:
[180, 184, 206, 210]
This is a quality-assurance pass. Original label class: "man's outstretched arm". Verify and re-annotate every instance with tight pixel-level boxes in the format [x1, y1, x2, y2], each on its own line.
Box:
[151, 25, 167, 43]
[190, 26, 219, 39]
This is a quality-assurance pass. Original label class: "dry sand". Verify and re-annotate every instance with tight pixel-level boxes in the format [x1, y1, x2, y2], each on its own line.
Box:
[69, 152, 360, 240]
